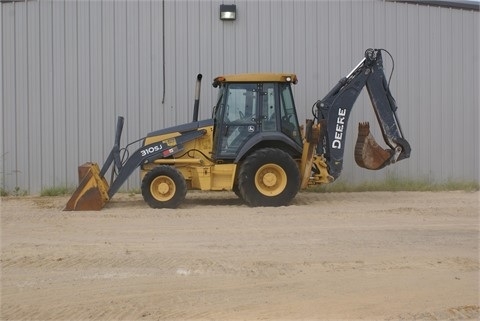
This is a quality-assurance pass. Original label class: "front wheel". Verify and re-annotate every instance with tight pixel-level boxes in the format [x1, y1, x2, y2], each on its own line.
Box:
[238, 148, 300, 207]
[141, 166, 187, 209]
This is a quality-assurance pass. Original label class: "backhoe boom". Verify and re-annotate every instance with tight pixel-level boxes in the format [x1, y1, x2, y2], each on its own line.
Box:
[315, 48, 411, 179]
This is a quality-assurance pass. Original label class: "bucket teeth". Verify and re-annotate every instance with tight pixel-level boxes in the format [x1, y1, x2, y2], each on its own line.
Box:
[354, 122, 393, 170]
[64, 163, 110, 211]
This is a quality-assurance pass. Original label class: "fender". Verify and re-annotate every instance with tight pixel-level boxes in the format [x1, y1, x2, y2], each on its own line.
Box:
[234, 132, 303, 163]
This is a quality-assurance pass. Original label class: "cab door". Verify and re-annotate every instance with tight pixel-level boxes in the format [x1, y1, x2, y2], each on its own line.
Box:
[214, 83, 260, 159]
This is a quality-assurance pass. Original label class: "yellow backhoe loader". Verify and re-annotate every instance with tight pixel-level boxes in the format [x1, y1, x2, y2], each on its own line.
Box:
[65, 48, 411, 210]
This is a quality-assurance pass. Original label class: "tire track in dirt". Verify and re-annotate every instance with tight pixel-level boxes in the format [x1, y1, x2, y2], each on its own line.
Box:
[390, 305, 479, 320]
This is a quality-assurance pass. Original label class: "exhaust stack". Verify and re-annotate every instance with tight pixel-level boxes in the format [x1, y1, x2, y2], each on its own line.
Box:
[192, 74, 203, 122]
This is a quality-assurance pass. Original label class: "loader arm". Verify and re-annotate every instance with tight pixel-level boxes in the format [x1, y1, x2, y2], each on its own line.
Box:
[65, 117, 207, 211]
[315, 48, 411, 180]
[106, 129, 206, 198]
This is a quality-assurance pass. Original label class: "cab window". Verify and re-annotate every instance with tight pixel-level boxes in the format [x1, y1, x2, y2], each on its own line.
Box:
[279, 83, 302, 145]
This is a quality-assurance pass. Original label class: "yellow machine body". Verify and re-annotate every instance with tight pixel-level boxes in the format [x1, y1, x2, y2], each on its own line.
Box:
[141, 124, 238, 191]
[139, 120, 334, 194]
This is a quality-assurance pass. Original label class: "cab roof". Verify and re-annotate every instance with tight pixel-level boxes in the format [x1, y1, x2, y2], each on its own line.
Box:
[213, 73, 298, 87]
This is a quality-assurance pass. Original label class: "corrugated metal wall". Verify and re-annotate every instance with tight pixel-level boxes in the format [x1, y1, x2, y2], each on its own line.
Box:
[1, 0, 478, 194]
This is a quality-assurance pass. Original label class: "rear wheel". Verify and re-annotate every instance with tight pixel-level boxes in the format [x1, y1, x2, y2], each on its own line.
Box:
[238, 148, 300, 207]
[141, 166, 187, 208]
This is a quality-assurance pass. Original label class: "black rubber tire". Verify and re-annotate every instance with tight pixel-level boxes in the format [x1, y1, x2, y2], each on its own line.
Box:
[232, 183, 244, 201]
[238, 148, 300, 207]
[141, 166, 187, 209]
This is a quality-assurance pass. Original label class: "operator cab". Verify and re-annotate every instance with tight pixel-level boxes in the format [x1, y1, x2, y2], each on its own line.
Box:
[212, 73, 302, 161]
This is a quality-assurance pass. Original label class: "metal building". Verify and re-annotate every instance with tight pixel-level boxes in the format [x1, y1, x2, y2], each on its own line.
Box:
[1, 0, 479, 194]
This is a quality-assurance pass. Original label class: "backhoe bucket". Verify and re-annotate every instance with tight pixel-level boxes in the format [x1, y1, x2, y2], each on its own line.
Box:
[354, 122, 393, 170]
[64, 162, 110, 211]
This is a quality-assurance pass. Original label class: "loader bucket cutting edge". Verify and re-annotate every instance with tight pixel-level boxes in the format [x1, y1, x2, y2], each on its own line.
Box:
[354, 122, 394, 170]
[64, 162, 110, 211]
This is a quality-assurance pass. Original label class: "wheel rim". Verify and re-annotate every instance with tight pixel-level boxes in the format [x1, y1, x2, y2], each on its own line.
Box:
[254, 163, 287, 197]
[150, 175, 176, 202]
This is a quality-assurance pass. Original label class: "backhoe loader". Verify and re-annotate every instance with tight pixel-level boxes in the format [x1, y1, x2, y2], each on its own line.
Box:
[65, 48, 411, 210]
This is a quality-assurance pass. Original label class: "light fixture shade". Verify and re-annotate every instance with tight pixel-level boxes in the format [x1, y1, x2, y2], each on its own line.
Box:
[220, 4, 236, 20]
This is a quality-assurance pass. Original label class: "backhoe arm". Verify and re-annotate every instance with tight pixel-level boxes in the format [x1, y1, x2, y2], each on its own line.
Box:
[363, 52, 411, 165]
[315, 49, 411, 180]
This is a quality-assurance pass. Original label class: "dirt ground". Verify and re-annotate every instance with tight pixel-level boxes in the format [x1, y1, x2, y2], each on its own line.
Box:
[1, 191, 479, 320]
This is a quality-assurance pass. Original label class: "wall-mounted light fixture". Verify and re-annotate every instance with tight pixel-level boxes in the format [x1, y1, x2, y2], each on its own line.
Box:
[220, 4, 236, 21]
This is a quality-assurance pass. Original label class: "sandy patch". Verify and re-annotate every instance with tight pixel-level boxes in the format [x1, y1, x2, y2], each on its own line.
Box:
[1, 191, 478, 320]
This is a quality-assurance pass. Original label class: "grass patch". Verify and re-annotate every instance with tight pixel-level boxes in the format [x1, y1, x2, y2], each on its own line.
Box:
[126, 188, 141, 196]
[0, 186, 28, 197]
[40, 186, 73, 196]
[308, 177, 479, 193]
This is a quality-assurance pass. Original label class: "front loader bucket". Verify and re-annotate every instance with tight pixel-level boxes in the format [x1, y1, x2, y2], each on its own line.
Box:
[354, 122, 393, 170]
[64, 162, 110, 211]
